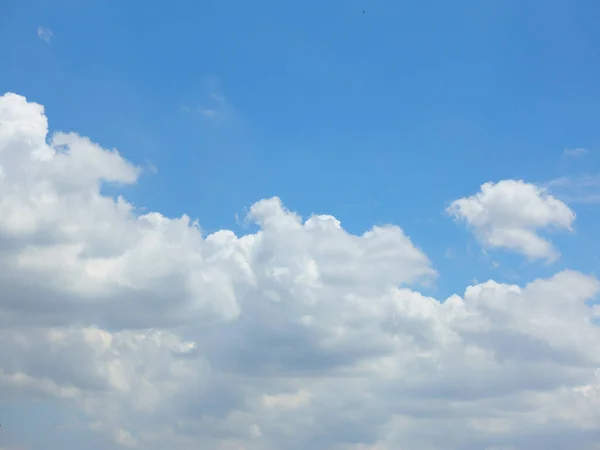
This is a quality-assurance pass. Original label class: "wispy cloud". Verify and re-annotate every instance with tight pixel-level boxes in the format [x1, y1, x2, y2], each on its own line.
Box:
[546, 174, 600, 203]
[196, 90, 232, 122]
[181, 79, 235, 124]
[443, 247, 455, 259]
[37, 26, 54, 43]
[142, 160, 158, 175]
[563, 147, 589, 157]
[198, 107, 217, 118]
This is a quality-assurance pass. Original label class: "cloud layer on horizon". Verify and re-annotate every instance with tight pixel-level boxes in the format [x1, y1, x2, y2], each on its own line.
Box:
[1, 92, 600, 450]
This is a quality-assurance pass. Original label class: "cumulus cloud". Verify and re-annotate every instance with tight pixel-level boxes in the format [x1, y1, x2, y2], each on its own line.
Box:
[36, 26, 53, 43]
[447, 180, 575, 262]
[1, 93, 600, 449]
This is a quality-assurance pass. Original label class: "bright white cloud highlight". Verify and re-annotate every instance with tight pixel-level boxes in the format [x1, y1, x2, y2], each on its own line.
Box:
[1, 93, 600, 449]
[447, 180, 575, 262]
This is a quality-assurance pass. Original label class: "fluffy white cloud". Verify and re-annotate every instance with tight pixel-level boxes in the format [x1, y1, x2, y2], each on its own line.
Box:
[1, 93, 600, 450]
[447, 180, 575, 262]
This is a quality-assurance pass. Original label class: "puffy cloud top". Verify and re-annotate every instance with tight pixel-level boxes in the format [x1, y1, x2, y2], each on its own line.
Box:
[447, 180, 575, 262]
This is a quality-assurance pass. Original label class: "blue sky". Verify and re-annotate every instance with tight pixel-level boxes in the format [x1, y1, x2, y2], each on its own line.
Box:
[2, 2, 600, 448]
[2, 0, 600, 297]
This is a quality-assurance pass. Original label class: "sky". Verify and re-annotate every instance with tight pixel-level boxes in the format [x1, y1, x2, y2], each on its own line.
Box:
[1, 0, 600, 449]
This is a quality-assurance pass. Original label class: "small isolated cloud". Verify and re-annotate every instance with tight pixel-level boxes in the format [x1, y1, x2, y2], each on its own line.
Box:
[443, 246, 455, 259]
[198, 107, 217, 118]
[182, 80, 235, 124]
[37, 26, 53, 43]
[564, 147, 589, 157]
[196, 91, 231, 122]
[447, 180, 575, 262]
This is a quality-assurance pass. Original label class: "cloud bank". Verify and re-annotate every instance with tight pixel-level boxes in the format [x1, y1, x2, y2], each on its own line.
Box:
[1, 93, 600, 449]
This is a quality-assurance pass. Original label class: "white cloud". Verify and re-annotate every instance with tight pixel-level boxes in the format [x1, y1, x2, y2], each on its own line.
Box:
[1, 93, 600, 449]
[564, 147, 589, 157]
[36, 26, 53, 43]
[447, 180, 575, 262]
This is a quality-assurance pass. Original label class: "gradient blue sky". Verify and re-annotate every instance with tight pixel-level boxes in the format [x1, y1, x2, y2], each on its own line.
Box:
[2, 0, 600, 299]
